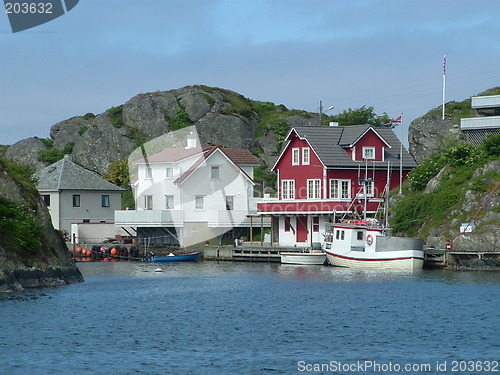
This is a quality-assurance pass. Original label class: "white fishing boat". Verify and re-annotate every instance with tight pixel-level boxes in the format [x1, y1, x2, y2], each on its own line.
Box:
[322, 220, 424, 270]
[280, 249, 326, 265]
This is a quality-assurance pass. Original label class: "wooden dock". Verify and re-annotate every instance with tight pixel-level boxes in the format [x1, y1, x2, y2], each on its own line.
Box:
[424, 249, 500, 270]
[203, 245, 291, 262]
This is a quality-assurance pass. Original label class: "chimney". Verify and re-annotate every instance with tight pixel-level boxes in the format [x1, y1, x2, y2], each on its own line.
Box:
[186, 132, 197, 149]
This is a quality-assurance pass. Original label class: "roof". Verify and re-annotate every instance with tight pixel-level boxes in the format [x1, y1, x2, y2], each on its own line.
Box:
[132, 146, 212, 164]
[174, 146, 257, 185]
[33, 158, 126, 192]
[287, 125, 416, 169]
[220, 148, 260, 165]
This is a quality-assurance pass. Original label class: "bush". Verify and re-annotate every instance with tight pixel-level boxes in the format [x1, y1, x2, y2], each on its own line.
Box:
[107, 105, 124, 128]
[482, 134, 500, 156]
[0, 195, 42, 252]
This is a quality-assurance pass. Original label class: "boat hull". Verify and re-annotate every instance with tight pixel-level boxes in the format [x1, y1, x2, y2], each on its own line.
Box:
[324, 250, 423, 270]
[280, 252, 326, 265]
[150, 252, 201, 262]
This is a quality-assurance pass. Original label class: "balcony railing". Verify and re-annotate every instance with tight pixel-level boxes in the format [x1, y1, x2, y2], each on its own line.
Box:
[460, 116, 500, 130]
[471, 95, 500, 109]
[115, 210, 184, 227]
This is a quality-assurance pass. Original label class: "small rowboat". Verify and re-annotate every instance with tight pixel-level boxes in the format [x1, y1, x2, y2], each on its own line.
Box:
[148, 251, 201, 263]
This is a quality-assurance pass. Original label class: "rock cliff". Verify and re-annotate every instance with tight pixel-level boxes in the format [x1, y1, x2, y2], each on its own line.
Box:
[0, 158, 83, 292]
[5, 85, 318, 176]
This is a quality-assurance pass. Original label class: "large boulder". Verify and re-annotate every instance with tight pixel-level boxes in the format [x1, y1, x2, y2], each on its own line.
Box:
[50, 117, 90, 151]
[408, 115, 462, 164]
[4, 137, 49, 171]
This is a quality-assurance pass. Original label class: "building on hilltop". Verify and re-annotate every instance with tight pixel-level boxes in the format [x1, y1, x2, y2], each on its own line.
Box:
[460, 94, 500, 146]
[33, 157, 126, 239]
[256, 124, 417, 247]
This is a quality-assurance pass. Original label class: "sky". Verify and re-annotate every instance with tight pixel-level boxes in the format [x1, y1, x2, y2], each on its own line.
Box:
[1, 0, 499, 146]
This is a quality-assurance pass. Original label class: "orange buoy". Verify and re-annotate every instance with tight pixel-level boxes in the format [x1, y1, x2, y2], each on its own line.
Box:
[110, 248, 118, 256]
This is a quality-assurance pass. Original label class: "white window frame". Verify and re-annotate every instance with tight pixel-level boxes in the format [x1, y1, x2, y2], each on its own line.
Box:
[144, 195, 153, 210]
[330, 179, 351, 199]
[302, 147, 310, 165]
[225, 195, 234, 210]
[165, 195, 174, 209]
[210, 166, 220, 179]
[281, 179, 295, 200]
[195, 195, 205, 210]
[365, 180, 374, 197]
[165, 167, 174, 179]
[292, 148, 300, 166]
[363, 147, 376, 160]
[307, 179, 321, 199]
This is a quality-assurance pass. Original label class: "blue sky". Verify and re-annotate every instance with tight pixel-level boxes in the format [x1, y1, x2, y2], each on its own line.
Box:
[1, 0, 499, 145]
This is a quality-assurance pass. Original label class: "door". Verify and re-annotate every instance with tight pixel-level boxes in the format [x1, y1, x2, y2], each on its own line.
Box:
[296, 216, 308, 242]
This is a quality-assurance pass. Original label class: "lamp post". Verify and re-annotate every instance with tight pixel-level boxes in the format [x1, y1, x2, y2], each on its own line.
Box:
[319, 101, 334, 125]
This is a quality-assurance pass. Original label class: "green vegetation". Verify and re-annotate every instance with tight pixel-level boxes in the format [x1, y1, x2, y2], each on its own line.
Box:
[391, 135, 500, 238]
[37, 140, 74, 164]
[107, 105, 124, 128]
[0, 158, 43, 253]
[102, 159, 135, 209]
[331, 106, 392, 127]
[0, 195, 42, 252]
[169, 108, 193, 131]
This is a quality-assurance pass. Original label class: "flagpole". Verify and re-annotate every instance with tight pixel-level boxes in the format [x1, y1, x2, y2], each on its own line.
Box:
[399, 113, 403, 195]
[442, 54, 446, 120]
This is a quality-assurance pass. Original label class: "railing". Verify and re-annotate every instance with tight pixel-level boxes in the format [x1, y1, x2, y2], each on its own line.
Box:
[460, 116, 500, 130]
[115, 210, 184, 226]
[471, 95, 500, 109]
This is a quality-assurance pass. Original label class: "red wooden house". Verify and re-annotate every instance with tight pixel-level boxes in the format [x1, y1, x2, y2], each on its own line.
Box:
[256, 125, 417, 247]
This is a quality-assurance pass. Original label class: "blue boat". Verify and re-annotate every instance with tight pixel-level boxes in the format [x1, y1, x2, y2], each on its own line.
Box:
[148, 252, 201, 262]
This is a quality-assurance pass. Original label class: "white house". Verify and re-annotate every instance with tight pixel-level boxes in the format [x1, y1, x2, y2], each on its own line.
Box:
[33, 157, 126, 238]
[115, 142, 264, 247]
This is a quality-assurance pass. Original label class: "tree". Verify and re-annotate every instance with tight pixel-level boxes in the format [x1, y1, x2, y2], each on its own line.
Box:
[103, 160, 130, 187]
[331, 106, 392, 127]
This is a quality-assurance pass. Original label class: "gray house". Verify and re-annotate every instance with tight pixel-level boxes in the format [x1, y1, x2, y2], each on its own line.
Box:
[34, 158, 125, 237]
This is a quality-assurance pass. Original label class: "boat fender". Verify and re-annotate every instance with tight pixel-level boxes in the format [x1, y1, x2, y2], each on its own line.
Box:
[366, 234, 374, 246]
[445, 243, 453, 250]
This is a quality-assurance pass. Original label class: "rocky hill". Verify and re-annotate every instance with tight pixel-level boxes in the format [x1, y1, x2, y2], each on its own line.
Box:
[0, 158, 83, 292]
[397, 87, 500, 251]
[4, 85, 320, 176]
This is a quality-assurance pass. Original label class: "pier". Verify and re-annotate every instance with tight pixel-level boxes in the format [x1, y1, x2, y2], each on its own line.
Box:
[424, 249, 500, 270]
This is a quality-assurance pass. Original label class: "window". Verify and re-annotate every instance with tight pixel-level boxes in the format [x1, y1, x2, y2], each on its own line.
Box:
[210, 166, 220, 179]
[330, 179, 351, 199]
[284, 217, 291, 232]
[165, 195, 174, 209]
[357, 231, 364, 240]
[101, 195, 110, 207]
[281, 180, 295, 200]
[365, 180, 374, 197]
[363, 147, 375, 160]
[42, 195, 51, 207]
[313, 216, 320, 232]
[225, 196, 234, 210]
[165, 167, 173, 179]
[145, 167, 152, 179]
[292, 148, 300, 166]
[307, 179, 321, 199]
[72, 194, 80, 207]
[195, 196, 205, 209]
[302, 147, 310, 165]
[144, 195, 153, 210]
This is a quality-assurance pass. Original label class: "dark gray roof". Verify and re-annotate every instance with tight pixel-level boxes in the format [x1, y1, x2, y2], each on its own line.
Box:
[293, 125, 416, 169]
[34, 158, 126, 191]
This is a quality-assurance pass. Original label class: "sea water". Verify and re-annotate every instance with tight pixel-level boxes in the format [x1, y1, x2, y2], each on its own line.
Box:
[0, 262, 498, 374]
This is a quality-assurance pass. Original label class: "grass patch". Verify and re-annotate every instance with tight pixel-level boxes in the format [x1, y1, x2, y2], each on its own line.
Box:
[107, 105, 124, 128]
